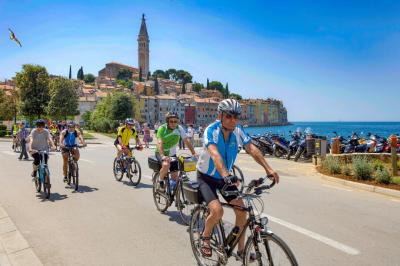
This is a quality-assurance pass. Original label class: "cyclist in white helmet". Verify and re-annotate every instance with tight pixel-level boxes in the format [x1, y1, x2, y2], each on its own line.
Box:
[196, 99, 280, 258]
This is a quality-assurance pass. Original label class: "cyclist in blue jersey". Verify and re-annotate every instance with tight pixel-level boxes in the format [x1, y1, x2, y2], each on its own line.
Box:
[60, 121, 86, 182]
[196, 99, 280, 258]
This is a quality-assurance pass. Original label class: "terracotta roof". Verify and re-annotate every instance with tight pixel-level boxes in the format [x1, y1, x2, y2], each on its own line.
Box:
[194, 98, 219, 104]
[106, 62, 138, 70]
[156, 94, 177, 100]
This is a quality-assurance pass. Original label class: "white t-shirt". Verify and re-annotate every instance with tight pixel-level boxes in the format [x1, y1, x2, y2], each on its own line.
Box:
[187, 127, 194, 138]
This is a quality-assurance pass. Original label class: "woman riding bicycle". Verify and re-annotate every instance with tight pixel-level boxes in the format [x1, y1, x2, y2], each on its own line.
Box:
[196, 99, 280, 258]
[28, 119, 56, 178]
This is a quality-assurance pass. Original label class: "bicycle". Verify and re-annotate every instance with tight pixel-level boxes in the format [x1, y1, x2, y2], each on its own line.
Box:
[13, 136, 21, 153]
[149, 154, 197, 225]
[113, 146, 142, 186]
[33, 150, 51, 199]
[64, 145, 84, 191]
[231, 165, 244, 192]
[186, 175, 298, 266]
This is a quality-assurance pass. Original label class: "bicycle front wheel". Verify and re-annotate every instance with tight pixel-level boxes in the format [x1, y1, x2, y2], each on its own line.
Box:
[243, 232, 298, 266]
[152, 172, 169, 213]
[175, 181, 193, 226]
[43, 168, 51, 199]
[128, 158, 141, 186]
[72, 161, 79, 191]
[189, 206, 225, 266]
[113, 157, 124, 181]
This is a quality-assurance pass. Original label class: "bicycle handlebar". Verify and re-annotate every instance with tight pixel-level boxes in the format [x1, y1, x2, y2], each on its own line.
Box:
[220, 174, 276, 197]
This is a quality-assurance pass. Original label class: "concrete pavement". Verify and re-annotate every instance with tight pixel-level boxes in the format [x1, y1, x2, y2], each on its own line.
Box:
[0, 134, 399, 265]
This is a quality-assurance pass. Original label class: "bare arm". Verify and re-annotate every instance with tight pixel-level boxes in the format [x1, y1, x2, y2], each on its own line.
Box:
[207, 144, 230, 178]
[157, 138, 165, 158]
[244, 143, 279, 183]
[59, 131, 65, 147]
[184, 138, 196, 156]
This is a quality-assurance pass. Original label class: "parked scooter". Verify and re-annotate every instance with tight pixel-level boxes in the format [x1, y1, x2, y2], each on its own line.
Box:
[272, 134, 290, 158]
[286, 129, 302, 160]
[293, 128, 313, 162]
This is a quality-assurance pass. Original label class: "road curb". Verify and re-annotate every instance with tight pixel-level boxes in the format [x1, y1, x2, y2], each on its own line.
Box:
[314, 170, 400, 198]
[0, 205, 43, 266]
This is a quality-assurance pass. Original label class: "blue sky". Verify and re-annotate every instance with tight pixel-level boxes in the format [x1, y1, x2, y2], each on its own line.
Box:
[0, 0, 399, 121]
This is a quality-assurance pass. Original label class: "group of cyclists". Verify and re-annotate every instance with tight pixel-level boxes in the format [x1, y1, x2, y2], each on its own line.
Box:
[13, 119, 86, 184]
[12, 98, 281, 264]
[116, 98, 280, 262]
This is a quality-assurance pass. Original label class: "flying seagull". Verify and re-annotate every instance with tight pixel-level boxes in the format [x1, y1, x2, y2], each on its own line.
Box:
[8, 28, 22, 47]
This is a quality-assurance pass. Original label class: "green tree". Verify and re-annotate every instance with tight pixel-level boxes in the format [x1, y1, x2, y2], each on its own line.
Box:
[166, 68, 177, 80]
[0, 90, 14, 121]
[206, 78, 209, 89]
[15, 64, 50, 118]
[181, 83, 186, 94]
[192, 82, 204, 93]
[82, 111, 92, 128]
[84, 73, 96, 84]
[229, 93, 242, 100]
[90, 94, 113, 132]
[154, 78, 160, 94]
[147, 71, 151, 80]
[209, 81, 224, 91]
[69, 65, 72, 79]
[116, 79, 133, 90]
[152, 69, 167, 79]
[77, 67, 84, 80]
[117, 69, 133, 81]
[46, 77, 79, 120]
[110, 93, 133, 121]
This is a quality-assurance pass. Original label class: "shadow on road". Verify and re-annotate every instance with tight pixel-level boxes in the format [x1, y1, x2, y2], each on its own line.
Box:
[121, 180, 153, 189]
[70, 185, 99, 193]
[36, 192, 68, 202]
[164, 210, 187, 226]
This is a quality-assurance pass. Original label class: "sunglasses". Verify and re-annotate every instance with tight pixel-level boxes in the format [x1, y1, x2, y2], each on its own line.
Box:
[169, 120, 179, 124]
[224, 113, 240, 120]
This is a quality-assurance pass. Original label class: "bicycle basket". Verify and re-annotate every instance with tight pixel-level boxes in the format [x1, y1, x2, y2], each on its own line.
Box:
[148, 156, 161, 171]
[178, 156, 197, 172]
[182, 181, 203, 204]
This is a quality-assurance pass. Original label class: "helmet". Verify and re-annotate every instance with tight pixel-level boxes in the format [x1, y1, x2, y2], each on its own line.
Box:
[35, 119, 46, 127]
[67, 121, 75, 127]
[165, 112, 179, 122]
[125, 118, 134, 125]
[217, 99, 242, 115]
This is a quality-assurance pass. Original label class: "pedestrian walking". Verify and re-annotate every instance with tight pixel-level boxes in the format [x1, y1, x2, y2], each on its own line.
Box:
[187, 124, 195, 147]
[17, 122, 30, 160]
[143, 123, 152, 148]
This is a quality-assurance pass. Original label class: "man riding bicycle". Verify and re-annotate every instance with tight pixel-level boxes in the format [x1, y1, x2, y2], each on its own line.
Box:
[196, 99, 280, 258]
[28, 119, 56, 178]
[114, 118, 143, 158]
[156, 112, 197, 191]
[60, 121, 86, 182]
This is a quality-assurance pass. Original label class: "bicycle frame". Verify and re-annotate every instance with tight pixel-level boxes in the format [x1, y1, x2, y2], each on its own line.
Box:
[38, 151, 49, 183]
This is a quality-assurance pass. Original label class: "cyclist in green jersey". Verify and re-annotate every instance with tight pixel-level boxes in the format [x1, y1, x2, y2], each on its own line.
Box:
[156, 112, 197, 190]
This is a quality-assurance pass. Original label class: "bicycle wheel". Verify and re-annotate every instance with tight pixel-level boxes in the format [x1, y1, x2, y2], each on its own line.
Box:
[35, 175, 42, 192]
[128, 158, 141, 186]
[175, 181, 193, 226]
[43, 168, 51, 199]
[232, 165, 245, 192]
[113, 157, 124, 181]
[189, 205, 225, 266]
[72, 161, 79, 191]
[152, 172, 169, 213]
[243, 232, 298, 266]
[67, 161, 72, 185]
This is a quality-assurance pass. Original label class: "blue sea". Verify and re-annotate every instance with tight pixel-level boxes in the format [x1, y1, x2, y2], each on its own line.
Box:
[244, 122, 400, 139]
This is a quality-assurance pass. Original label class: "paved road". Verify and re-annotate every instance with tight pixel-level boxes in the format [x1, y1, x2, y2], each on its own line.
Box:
[0, 134, 399, 266]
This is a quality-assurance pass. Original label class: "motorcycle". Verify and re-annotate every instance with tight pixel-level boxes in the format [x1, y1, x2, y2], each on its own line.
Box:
[286, 130, 302, 160]
[272, 134, 290, 158]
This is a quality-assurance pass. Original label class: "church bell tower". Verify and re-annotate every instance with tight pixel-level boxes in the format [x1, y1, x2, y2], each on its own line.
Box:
[138, 14, 150, 79]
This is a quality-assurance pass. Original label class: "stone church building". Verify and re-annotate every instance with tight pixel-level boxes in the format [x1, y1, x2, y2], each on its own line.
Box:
[97, 14, 150, 84]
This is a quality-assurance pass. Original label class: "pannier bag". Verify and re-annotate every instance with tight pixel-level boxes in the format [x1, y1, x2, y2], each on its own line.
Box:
[182, 181, 203, 204]
[148, 156, 161, 171]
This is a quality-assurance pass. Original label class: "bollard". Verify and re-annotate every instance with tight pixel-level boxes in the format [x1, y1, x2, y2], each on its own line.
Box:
[390, 135, 398, 176]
